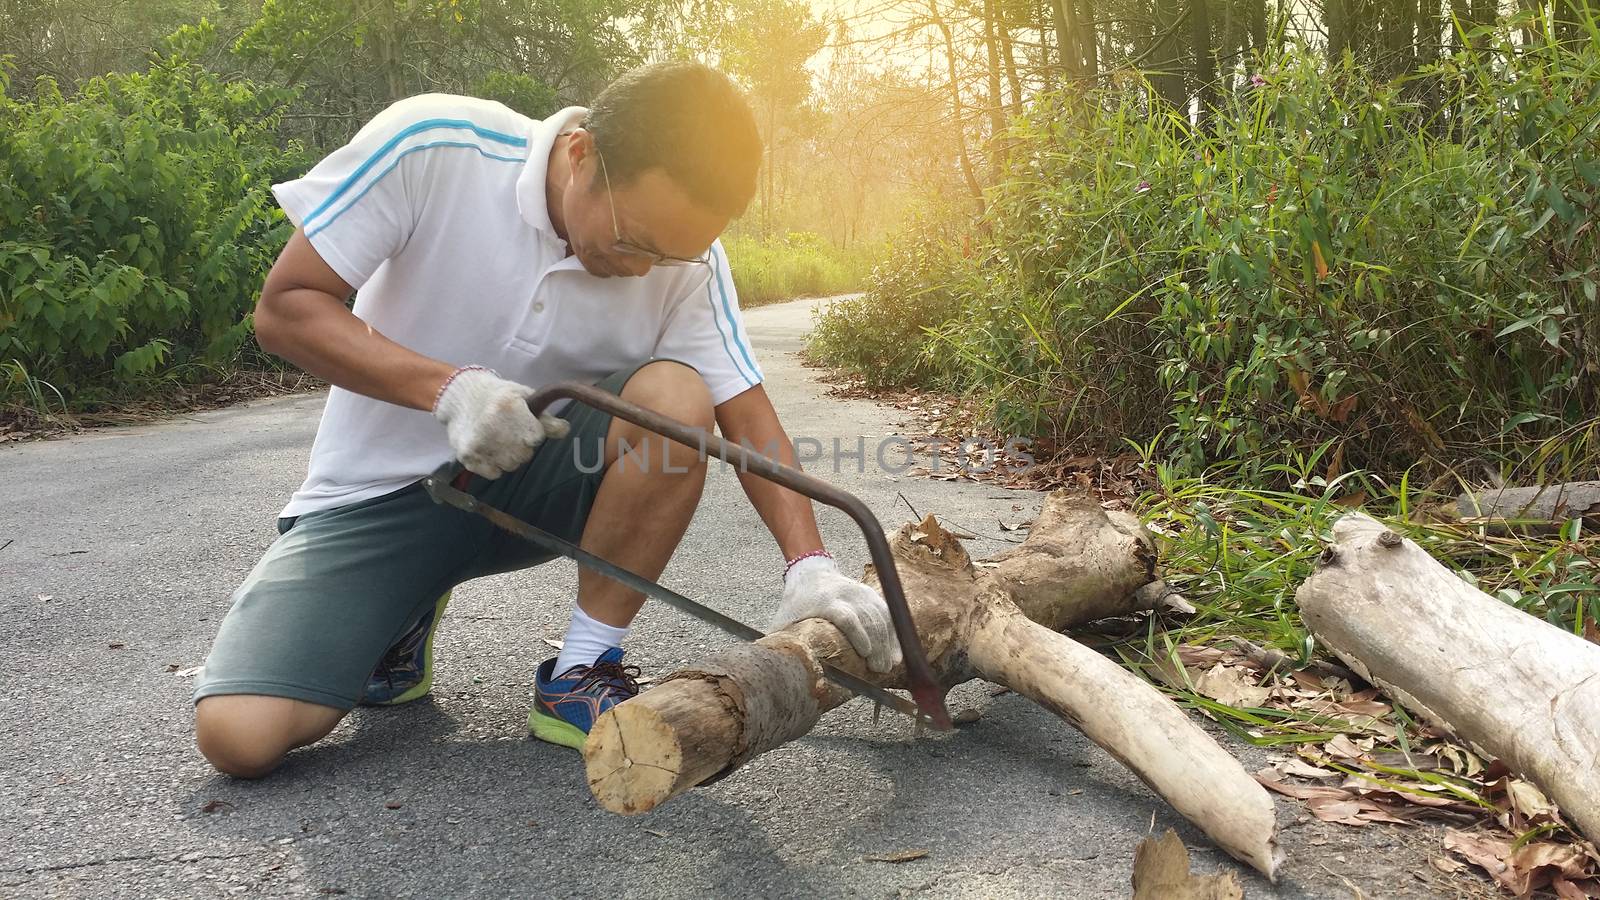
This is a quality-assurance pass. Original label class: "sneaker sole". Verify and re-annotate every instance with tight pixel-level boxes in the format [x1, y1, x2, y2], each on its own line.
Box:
[527, 708, 588, 750]
[368, 590, 452, 706]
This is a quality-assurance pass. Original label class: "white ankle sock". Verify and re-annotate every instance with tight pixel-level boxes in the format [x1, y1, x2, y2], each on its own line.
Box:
[554, 605, 629, 674]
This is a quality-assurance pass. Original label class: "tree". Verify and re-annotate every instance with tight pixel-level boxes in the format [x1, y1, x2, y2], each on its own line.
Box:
[694, 0, 827, 237]
[0, 0, 243, 98]
[233, 0, 644, 144]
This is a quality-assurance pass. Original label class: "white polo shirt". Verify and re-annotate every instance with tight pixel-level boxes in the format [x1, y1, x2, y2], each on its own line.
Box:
[269, 93, 765, 518]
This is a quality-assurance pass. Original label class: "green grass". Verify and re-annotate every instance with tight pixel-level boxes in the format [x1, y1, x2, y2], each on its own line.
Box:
[0, 359, 69, 425]
[1121, 438, 1598, 752]
[723, 232, 879, 307]
[1136, 448, 1598, 653]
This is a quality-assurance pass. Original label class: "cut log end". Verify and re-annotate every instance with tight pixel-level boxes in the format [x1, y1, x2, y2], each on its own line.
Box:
[585, 639, 831, 814]
[585, 702, 685, 816]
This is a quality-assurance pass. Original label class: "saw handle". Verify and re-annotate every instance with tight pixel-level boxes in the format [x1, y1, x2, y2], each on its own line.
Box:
[508, 380, 953, 730]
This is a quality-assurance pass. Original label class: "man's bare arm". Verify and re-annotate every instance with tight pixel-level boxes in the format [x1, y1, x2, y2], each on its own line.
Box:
[713, 384, 826, 560]
[717, 383, 904, 671]
[255, 228, 455, 411]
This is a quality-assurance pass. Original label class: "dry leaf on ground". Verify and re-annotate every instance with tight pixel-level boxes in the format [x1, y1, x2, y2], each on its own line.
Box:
[862, 849, 928, 864]
[1445, 829, 1596, 897]
[1322, 733, 1372, 761]
[1255, 771, 1348, 802]
[1193, 664, 1272, 708]
[1140, 639, 1600, 894]
[1131, 829, 1243, 900]
[1268, 756, 1339, 780]
[1501, 779, 1560, 826]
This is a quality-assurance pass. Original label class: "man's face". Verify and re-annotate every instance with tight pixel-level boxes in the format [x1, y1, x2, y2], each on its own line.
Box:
[560, 132, 730, 279]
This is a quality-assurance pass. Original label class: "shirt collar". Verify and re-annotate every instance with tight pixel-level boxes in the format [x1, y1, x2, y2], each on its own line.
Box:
[516, 105, 589, 237]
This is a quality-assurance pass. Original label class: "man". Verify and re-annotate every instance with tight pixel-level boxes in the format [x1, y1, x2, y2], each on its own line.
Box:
[193, 62, 902, 778]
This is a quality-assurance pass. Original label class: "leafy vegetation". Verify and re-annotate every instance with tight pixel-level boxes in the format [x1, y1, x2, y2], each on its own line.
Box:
[1137, 451, 1597, 652]
[804, 207, 970, 385]
[0, 0, 891, 417]
[811, 32, 1600, 484]
[0, 27, 303, 413]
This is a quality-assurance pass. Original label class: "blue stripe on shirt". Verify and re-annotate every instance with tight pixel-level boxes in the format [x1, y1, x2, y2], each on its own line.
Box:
[302, 118, 529, 229]
[709, 244, 761, 383]
[305, 140, 526, 239]
[705, 267, 756, 388]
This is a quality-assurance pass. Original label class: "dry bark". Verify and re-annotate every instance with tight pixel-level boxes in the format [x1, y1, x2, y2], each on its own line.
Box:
[584, 491, 1283, 878]
[1296, 512, 1600, 844]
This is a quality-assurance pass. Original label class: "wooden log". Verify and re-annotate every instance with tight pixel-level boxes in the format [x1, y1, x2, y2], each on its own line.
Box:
[1296, 512, 1600, 843]
[965, 605, 1282, 877]
[584, 491, 1284, 879]
[1456, 481, 1600, 532]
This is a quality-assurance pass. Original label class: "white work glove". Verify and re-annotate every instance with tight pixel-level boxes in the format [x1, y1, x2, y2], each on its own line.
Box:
[771, 554, 903, 673]
[431, 366, 570, 479]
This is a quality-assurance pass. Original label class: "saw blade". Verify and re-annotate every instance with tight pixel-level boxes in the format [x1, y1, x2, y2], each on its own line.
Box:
[422, 469, 932, 726]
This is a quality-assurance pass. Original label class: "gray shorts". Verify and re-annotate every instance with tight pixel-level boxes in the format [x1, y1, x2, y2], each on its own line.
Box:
[194, 359, 668, 710]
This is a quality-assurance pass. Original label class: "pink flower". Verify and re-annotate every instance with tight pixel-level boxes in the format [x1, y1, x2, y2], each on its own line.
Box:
[1250, 74, 1268, 88]
[1136, 180, 1152, 193]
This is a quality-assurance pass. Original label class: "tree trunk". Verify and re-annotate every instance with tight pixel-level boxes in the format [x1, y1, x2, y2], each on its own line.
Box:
[997, 2, 1025, 113]
[1414, 0, 1442, 114]
[1039, 0, 1050, 85]
[1296, 512, 1600, 845]
[1077, 0, 1099, 74]
[1192, 0, 1216, 128]
[930, 0, 986, 212]
[1149, 0, 1189, 112]
[982, 0, 1010, 144]
[584, 492, 1284, 879]
[1217, 0, 1241, 98]
[1051, 0, 1079, 78]
[1392, 0, 1419, 77]
[1328, 0, 1353, 62]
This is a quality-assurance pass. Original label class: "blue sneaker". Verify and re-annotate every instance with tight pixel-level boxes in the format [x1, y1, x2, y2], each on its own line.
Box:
[361, 591, 452, 706]
[529, 647, 640, 749]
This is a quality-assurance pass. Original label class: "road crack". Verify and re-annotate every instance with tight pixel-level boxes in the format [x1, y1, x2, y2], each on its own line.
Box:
[0, 850, 258, 878]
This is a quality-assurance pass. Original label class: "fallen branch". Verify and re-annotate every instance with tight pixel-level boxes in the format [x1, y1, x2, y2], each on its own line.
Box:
[1456, 481, 1600, 533]
[1296, 512, 1600, 844]
[584, 491, 1282, 878]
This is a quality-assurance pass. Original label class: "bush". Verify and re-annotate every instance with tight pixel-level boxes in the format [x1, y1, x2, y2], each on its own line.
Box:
[812, 33, 1600, 481]
[805, 206, 969, 389]
[0, 25, 303, 410]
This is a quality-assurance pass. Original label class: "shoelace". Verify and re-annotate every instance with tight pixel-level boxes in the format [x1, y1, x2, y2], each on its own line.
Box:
[571, 660, 643, 698]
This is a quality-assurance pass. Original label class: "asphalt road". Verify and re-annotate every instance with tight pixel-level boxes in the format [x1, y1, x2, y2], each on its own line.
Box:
[0, 296, 1480, 898]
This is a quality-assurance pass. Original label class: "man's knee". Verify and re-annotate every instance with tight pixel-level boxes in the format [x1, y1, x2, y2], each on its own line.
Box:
[195, 694, 343, 779]
[619, 360, 714, 429]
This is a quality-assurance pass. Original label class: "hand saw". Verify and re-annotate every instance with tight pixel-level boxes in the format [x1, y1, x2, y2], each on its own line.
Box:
[420, 380, 953, 731]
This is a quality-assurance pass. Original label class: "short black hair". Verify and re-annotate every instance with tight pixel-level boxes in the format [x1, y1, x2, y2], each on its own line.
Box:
[584, 62, 762, 219]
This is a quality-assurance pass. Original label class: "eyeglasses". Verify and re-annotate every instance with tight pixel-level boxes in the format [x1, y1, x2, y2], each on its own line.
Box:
[594, 145, 712, 268]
